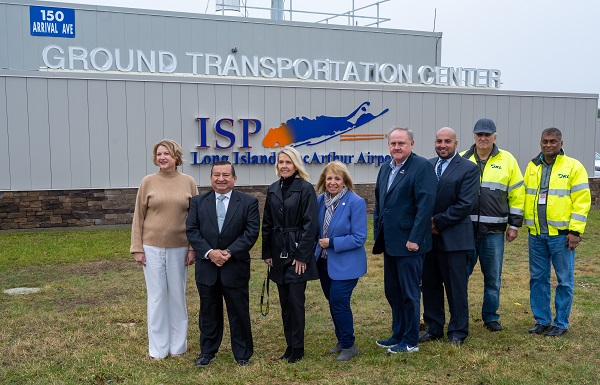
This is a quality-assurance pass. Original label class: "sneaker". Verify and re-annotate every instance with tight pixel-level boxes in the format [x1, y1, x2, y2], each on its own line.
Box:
[387, 343, 419, 354]
[484, 321, 503, 332]
[375, 337, 400, 348]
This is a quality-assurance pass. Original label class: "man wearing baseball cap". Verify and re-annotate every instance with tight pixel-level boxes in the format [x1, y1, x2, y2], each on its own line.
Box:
[461, 118, 525, 332]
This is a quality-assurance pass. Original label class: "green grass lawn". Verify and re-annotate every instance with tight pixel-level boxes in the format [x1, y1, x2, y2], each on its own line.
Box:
[0, 213, 599, 384]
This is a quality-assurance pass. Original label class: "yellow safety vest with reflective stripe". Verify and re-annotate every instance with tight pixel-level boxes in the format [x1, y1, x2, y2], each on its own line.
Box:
[523, 151, 591, 236]
[461, 144, 525, 233]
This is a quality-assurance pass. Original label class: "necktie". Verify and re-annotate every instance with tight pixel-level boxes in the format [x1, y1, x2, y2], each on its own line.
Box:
[217, 195, 226, 232]
[436, 159, 446, 181]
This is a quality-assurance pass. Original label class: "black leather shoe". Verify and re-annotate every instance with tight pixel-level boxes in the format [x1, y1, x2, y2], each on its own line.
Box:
[288, 348, 304, 363]
[278, 347, 292, 360]
[448, 337, 464, 346]
[418, 330, 443, 343]
[544, 326, 568, 337]
[528, 323, 550, 335]
[235, 358, 250, 366]
[194, 353, 215, 367]
[484, 321, 503, 332]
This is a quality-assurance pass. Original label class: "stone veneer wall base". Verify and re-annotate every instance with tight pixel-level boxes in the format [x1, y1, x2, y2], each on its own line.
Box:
[2, 180, 599, 231]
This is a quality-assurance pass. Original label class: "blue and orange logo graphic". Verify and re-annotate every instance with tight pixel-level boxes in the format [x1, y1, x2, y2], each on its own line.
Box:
[262, 101, 389, 148]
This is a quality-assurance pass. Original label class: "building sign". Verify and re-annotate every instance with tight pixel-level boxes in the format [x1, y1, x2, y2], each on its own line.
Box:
[30, 6, 75, 38]
[262, 102, 388, 148]
[41, 44, 501, 88]
[190, 101, 393, 167]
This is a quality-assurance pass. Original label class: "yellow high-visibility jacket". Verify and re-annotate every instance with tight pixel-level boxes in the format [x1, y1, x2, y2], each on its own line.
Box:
[461, 144, 525, 233]
[523, 150, 591, 236]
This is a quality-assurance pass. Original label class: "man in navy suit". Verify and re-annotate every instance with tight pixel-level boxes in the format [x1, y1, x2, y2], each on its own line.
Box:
[373, 127, 437, 354]
[186, 160, 260, 367]
[419, 127, 479, 346]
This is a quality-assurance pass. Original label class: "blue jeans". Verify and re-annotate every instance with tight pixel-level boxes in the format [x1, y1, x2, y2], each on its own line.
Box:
[467, 233, 504, 323]
[528, 234, 575, 330]
[317, 258, 359, 349]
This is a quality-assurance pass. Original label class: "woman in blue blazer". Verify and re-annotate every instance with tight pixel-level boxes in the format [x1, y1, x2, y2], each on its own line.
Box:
[314, 161, 367, 362]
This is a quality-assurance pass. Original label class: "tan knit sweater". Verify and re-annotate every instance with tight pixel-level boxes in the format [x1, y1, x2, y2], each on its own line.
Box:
[130, 170, 199, 253]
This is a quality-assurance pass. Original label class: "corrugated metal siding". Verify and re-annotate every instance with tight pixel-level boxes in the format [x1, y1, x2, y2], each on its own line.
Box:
[0, 72, 597, 190]
[1, 1, 441, 77]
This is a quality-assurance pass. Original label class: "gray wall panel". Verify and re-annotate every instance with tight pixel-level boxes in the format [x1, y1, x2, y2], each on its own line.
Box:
[106, 81, 128, 187]
[408, 92, 424, 153]
[507, 96, 523, 169]
[447, 93, 462, 136]
[6, 5, 24, 70]
[420, 93, 435, 156]
[495, 96, 510, 150]
[137, 15, 153, 58]
[109, 11, 126, 49]
[126, 81, 147, 186]
[575, 99, 593, 172]
[6, 77, 31, 189]
[459, 94, 475, 150]
[26, 78, 51, 189]
[552, 98, 566, 133]
[179, 83, 199, 181]
[472, 95, 486, 125]
[231, 84, 250, 185]
[47, 79, 70, 188]
[163, 82, 182, 143]
[96, 10, 113, 47]
[518, 97, 534, 169]
[87, 80, 111, 187]
[0, 77, 9, 189]
[214, 84, 233, 149]
[583, 99, 597, 172]
[196, 83, 216, 187]
[144, 81, 164, 146]
[150, 14, 166, 52]
[247, 86, 267, 187]
[0, 4, 7, 69]
[531, 97, 545, 155]
[435, 93, 450, 131]
[68, 80, 91, 188]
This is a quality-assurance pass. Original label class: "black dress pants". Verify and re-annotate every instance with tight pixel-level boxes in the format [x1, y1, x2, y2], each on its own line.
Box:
[277, 281, 307, 349]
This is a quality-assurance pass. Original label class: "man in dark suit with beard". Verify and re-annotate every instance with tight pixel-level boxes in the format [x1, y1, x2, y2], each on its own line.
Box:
[420, 127, 479, 346]
[373, 127, 437, 354]
[186, 160, 260, 367]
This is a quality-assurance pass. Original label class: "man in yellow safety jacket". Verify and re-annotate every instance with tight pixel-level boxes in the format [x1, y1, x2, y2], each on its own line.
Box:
[524, 127, 590, 337]
[462, 118, 525, 333]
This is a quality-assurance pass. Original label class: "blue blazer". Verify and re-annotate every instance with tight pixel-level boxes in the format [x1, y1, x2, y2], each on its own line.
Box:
[373, 152, 437, 257]
[428, 155, 479, 251]
[314, 190, 367, 280]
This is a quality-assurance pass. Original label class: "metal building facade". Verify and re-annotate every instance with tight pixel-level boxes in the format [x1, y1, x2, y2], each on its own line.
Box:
[0, 1, 597, 194]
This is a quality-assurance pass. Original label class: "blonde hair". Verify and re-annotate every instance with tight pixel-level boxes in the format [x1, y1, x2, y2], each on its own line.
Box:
[316, 161, 354, 194]
[153, 139, 184, 167]
[276, 146, 309, 181]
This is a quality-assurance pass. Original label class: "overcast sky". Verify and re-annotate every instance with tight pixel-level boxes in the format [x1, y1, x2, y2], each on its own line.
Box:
[42, 0, 600, 98]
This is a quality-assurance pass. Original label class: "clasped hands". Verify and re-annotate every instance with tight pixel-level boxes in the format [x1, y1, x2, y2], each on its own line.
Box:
[208, 249, 231, 267]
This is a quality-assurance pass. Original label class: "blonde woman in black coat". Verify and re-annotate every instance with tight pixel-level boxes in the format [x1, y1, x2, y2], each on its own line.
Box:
[262, 146, 318, 363]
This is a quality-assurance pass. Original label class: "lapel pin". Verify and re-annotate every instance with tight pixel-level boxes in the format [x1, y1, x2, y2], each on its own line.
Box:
[342, 202, 346, 205]
[400, 170, 405, 174]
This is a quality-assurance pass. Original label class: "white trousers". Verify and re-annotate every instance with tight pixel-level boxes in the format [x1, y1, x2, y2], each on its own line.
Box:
[142, 245, 189, 358]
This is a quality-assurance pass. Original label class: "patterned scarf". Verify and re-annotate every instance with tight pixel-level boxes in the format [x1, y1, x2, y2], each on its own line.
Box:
[321, 186, 348, 259]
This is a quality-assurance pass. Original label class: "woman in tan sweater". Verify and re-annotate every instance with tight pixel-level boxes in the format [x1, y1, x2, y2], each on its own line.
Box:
[130, 139, 198, 360]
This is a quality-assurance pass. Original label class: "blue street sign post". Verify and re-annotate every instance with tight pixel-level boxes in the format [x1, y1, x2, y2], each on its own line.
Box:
[30, 6, 75, 38]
